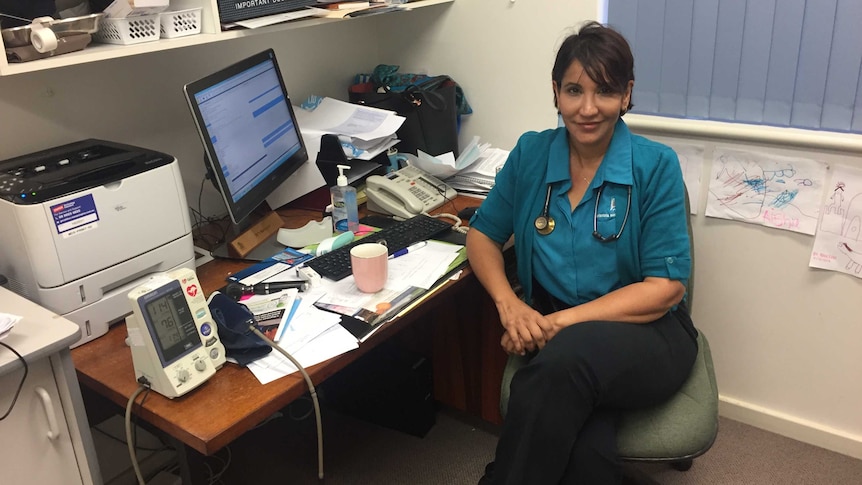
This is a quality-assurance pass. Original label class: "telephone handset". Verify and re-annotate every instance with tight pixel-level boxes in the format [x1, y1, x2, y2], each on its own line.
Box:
[365, 165, 457, 218]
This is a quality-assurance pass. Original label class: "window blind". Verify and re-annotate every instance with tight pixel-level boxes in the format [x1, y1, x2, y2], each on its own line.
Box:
[605, 0, 862, 134]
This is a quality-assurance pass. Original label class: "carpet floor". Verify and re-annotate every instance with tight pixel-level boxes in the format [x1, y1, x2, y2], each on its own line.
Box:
[204, 400, 862, 484]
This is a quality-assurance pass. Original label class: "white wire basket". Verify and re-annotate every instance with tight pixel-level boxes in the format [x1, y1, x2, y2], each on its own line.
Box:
[160, 8, 202, 39]
[93, 15, 160, 45]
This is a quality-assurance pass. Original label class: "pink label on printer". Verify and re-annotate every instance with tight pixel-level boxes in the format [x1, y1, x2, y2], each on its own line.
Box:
[51, 194, 100, 236]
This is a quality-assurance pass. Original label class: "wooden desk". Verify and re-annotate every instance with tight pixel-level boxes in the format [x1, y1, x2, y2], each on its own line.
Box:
[70, 197, 508, 481]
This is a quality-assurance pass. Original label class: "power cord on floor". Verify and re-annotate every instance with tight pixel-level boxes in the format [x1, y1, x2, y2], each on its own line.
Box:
[204, 446, 232, 485]
[125, 379, 152, 485]
[247, 324, 325, 481]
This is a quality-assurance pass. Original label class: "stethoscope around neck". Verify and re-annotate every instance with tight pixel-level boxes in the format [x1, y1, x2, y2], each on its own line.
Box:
[534, 184, 556, 235]
[534, 183, 632, 241]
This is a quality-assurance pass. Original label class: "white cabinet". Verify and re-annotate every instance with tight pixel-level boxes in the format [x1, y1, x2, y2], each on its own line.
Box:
[1, 359, 85, 485]
[0, 0, 454, 76]
[0, 287, 100, 485]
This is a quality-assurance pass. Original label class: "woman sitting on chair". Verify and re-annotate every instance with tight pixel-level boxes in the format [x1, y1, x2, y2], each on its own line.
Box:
[467, 21, 699, 484]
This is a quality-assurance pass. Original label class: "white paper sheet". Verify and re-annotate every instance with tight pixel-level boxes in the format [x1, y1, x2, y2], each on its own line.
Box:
[809, 164, 862, 278]
[274, 288, 340, 350]
[705, 148, 828, 235]
[247, 323, 358, 385]
[0, 312, 21, 340]
[232, 8, 325, 29]
[670, 143, 705, 215]
[299, 97, 405, 142]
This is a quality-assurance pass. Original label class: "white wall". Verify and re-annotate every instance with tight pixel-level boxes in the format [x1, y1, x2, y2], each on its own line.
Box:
[1, 0, 859, 459]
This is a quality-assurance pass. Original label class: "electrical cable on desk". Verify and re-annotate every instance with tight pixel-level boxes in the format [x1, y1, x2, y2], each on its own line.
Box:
[0, 342, 27, 421]
[191, 174, 230, 250]
[248, 324, 325, 481]
[430, 181, 469, 234]
[435, 181, 459, 214]
[431, 212, 469, 234]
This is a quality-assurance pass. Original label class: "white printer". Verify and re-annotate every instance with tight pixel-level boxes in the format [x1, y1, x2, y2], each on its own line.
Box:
[0, 139, 195, 347]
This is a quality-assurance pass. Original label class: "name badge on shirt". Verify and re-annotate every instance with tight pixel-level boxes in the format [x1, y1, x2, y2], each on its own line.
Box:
[596, 195, 618, 220]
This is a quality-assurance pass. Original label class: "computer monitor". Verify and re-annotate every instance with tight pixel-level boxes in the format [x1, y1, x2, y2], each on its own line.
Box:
[184, 49, 308, 259]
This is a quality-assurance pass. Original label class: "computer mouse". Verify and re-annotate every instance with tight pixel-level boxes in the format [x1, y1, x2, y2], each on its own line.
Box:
[458, 206, 479, 220]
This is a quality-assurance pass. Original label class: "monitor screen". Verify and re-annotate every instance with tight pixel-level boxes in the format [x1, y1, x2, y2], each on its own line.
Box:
[183, 49, 308, 225]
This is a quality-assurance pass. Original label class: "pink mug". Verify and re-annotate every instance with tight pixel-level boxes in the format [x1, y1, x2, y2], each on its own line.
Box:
[350, 243, 388, 293]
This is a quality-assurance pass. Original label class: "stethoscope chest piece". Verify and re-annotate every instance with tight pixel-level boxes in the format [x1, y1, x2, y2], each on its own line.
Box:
[534, 215, 555, 235]
[535, 184, 556, 235]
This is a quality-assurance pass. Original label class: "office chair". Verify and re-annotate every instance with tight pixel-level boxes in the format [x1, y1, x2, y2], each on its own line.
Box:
[499, 188, 719, 476]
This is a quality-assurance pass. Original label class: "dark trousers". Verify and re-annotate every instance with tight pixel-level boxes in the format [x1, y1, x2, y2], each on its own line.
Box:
[492, 288, 698, 485]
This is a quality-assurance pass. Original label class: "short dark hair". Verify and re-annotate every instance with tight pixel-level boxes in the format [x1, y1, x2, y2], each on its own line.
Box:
[552, 21, 635, 112]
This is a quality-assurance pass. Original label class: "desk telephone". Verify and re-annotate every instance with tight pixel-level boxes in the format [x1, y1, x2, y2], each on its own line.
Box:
[365, 165, 457, 218]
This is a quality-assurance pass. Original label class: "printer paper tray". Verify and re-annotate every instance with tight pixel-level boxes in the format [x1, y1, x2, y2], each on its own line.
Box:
[35, 233, 195, 347]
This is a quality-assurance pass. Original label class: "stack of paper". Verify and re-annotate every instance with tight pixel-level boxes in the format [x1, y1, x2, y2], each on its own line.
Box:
[245, 285, 356, 385]
[295, 97, 405, 161]
[445, 146, 510, 196]
[406, 135, 509, 197]
[404, 136, 487, 180]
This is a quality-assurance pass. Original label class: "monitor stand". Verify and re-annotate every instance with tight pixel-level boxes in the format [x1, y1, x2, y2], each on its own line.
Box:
[211, 232, 286, 262]
[211, 211, 286, 262]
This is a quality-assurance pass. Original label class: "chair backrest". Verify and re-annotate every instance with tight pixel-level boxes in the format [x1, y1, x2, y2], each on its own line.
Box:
[683, 185, 695, 313]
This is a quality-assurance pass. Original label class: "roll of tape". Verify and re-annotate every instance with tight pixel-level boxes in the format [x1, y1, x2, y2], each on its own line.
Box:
[30, 17, 58, 54]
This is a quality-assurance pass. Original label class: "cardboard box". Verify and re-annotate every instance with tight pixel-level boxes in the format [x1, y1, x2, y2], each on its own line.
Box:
[103, 0, 170, 19]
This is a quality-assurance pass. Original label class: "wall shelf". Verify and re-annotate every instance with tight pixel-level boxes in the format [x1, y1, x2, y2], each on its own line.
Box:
[0, 0, 453, 76]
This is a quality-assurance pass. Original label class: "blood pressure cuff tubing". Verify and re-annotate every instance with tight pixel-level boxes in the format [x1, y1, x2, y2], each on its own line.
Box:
[207, 292, 272, 366]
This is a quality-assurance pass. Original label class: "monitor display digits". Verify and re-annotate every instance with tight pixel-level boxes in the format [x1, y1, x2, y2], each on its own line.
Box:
[142, 282, 202, 365]
[147, 296, 183, 347]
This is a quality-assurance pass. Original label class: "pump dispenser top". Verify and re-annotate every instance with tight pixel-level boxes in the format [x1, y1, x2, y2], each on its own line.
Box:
[336, 164, 349, 187]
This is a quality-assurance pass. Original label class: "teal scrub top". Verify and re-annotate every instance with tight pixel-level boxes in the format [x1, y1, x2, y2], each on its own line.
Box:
[470, 120, 691, 306]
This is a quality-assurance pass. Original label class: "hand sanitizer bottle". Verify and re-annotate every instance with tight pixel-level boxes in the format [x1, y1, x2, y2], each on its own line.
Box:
[331, 164, 359, 234]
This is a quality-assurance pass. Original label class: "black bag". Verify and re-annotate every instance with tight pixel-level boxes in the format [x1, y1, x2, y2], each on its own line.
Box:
[208, 292, 272, 366]
[349, 75, 461, 158]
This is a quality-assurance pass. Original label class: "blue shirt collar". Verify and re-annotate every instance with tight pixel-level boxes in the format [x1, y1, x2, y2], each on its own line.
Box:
[544, 119, 634, 186]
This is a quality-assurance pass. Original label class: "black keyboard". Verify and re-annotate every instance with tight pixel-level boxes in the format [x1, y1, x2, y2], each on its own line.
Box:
[306, 214, 453, 281]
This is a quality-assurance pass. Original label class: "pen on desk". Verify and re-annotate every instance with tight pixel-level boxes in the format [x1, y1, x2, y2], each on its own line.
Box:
[389, 241, 427, 259]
